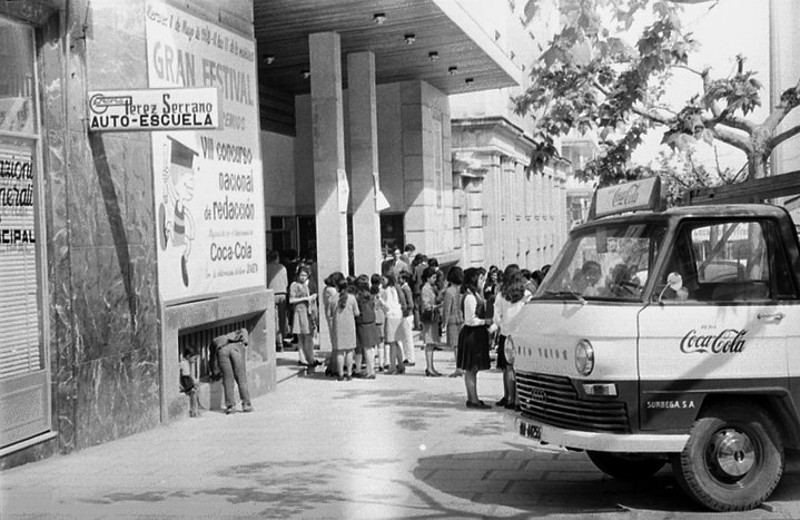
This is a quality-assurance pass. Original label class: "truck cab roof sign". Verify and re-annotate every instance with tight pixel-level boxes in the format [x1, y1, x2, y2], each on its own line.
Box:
[589, 177, 665, 220]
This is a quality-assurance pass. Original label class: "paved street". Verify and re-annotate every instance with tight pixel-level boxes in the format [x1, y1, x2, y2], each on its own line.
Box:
[2, 350, 800, 519]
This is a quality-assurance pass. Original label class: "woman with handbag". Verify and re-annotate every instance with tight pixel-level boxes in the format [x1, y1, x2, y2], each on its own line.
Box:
[289, 267, 318, 375]
[420, 266, 443, 376]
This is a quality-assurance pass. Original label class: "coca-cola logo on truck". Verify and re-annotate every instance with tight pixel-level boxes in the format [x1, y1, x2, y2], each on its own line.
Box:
[611, 184, 641, 207]
[680, 329, 747, 354]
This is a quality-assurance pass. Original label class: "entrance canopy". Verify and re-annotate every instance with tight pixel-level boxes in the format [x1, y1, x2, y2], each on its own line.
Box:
[254, 0, 523, 96]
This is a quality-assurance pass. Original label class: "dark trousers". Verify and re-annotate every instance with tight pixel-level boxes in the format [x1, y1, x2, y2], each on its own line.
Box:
[216, 343, 251, 408]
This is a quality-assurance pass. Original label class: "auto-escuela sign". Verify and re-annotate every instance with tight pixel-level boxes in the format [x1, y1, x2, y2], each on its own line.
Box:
[87, 87, 221, 132]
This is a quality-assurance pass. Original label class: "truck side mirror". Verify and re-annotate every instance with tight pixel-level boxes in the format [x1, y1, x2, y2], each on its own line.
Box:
[658, 272, 683, 303]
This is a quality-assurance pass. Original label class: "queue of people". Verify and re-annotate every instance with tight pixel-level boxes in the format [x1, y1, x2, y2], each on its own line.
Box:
[264, 245, 552, 410]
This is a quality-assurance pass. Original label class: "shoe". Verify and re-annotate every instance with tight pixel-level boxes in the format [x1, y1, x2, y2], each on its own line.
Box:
[466, 401, 491, 409]
[376, 366, 384, 373]
[242, 404, 254, 413]
[298, 361, 308, 367]
[425, 369, 442, 377]
[495, 397, 508, 407]
[433, 346, 443, 351]
[344, 375, 352, 381]
[396, 366, 406, 374]
[384, 369, 396, 375]
[337, 375, 344, 382]
[432, 369, 443, 376]
[403, 360, 410, 365]
[448, 371, 461, 378]
[314, 360, 323, 367]
[383, 364, 390, 371]
[365, 374, 376, 380]
[406, 362, 416, 367]
[225, 406, 235, 415]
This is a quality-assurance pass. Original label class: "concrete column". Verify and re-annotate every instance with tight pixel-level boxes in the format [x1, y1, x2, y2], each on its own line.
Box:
[310, 32, 347, 351]
[347, 51, 381, 276]
[309, 33, 348, 277]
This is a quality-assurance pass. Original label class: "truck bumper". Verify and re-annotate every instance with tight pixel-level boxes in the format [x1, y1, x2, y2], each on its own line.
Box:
[511, 414, 689, 453]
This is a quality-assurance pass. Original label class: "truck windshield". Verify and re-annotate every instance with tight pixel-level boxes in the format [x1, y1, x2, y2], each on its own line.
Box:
[537, 221, 667, 301]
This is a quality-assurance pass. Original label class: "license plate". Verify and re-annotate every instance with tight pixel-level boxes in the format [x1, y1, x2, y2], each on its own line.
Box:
[519, 422, 541, 440]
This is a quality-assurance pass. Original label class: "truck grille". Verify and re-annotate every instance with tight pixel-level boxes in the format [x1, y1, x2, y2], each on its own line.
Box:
[516, 371, 630, 433]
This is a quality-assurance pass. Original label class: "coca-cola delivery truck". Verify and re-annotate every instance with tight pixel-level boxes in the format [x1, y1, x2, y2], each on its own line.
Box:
[507, 176, 800, 511]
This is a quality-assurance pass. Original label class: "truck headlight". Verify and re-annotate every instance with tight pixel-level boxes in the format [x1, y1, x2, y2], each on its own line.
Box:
[574, 339, 594, 376]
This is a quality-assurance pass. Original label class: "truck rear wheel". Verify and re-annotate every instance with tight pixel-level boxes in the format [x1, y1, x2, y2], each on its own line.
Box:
[670, 402, 784, 512]
[587, 451, 666, 480]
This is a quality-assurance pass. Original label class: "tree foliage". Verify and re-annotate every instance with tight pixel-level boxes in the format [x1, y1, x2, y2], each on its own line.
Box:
[515, 0, 800, 186]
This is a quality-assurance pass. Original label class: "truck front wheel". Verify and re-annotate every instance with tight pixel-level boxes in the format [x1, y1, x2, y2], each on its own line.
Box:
[587, 451, 666, 480]
[670, 402, 784, 512]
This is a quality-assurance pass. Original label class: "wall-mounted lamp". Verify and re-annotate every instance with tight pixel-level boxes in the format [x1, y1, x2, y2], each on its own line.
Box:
[373, 13, 386, 24]
[301, 69, 310, 80]
[465, 77, 474, 87]
[263, 55, 276, 65]
[448, 66, 458, 75]
[404, 33, 416, 45]
[428, 51, 439, 61]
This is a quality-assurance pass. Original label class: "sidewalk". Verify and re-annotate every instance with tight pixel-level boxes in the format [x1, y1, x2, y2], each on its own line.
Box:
[2, 346, 800, 519]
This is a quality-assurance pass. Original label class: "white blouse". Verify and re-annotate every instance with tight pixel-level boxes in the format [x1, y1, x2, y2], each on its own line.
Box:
[493, 291, 532, 333]
[462, 293, 485, 327]
[379, 286, 403, 319]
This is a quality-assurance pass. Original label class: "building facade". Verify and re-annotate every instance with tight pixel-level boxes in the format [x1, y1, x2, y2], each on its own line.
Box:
[0, 0, 526, 468]
[0, 0, 273, 468]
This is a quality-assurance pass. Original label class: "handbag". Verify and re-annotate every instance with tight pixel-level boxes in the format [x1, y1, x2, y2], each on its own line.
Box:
[421, 308, 433, 322]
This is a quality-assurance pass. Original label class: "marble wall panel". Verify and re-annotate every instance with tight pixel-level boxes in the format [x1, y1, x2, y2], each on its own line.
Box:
[74, 347, 160, 449]
[121, 137, 155, 250]
[87, 0, 147, 89]
[71, 245, 141, 364]
[38, 14, 80, 455]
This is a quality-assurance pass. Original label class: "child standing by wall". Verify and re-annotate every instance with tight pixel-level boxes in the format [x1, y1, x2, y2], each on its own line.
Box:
[179, 343, 201, 417]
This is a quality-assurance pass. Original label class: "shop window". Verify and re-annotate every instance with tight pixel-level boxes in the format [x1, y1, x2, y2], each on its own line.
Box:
[0, 16, 51, 448]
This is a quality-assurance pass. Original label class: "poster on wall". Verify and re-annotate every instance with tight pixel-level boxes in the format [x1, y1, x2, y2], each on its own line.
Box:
[0, 137, 41, 379]
[146, 0, 266, 302]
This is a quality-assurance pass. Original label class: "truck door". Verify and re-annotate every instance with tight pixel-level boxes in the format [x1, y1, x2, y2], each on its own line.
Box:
[637, 218, 794, 432]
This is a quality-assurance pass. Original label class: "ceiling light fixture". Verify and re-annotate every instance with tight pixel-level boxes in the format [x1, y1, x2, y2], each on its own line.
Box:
[404, 33, 416, 45]
[373, 13, 386, 24]
[263, 55, 275, 65]
[301, 69, 310, 79]
[428, 51, 439, 61]
[465, 77, 474, 87]
[448, 66, 458, 75]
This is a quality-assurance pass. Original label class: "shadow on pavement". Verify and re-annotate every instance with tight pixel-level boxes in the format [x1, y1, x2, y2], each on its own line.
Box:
[409, 447, 800, 517]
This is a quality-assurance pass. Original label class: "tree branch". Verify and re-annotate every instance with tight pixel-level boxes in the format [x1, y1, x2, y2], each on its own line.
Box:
[708, 125, 751, 153]
[631, 104, 673, 125]
[673, 64, 708, 79]
[760, 75, 800, 139]
[768, 124, 800, 150]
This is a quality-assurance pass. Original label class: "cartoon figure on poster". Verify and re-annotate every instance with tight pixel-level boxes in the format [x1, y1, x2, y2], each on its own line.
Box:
[159, 135, 198, 287]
